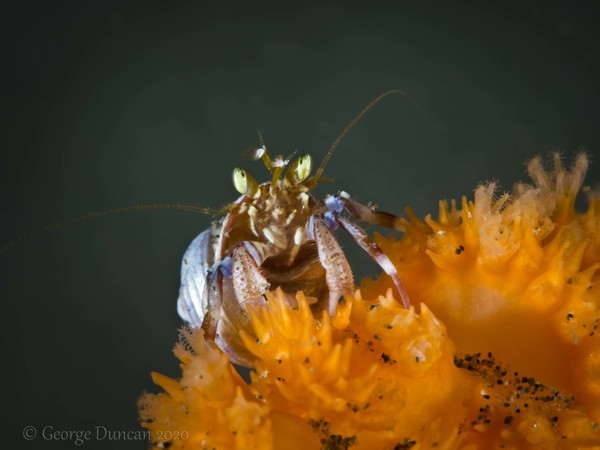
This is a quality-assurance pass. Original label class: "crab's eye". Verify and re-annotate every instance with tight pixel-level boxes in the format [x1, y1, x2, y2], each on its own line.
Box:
[296, 154, 312, 181]
[232, 168, 258, 195]
[285, 154, 312, 184]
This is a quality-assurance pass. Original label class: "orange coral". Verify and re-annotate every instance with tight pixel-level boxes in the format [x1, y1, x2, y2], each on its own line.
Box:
[140, 289, 471, 449]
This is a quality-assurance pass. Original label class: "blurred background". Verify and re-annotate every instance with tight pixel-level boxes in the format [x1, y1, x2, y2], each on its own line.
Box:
[1, 1, 599, 448]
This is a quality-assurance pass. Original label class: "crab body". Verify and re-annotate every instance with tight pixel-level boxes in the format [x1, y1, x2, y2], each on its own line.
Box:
[176, 147, 412, 366]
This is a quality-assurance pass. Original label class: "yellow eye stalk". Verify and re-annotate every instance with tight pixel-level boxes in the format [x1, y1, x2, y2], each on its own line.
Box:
[232, 168, 258, 196]
[233, 153, 313, 196]
[285, 154, 313, 185]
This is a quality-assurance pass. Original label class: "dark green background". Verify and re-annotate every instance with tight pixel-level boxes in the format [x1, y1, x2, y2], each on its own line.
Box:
[2, 1, 599, 449]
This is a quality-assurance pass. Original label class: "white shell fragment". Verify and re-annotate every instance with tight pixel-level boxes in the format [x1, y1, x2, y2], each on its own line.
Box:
[177, 229, 215, 328]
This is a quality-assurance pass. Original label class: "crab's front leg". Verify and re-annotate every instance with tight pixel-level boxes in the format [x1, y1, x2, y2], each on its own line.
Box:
[325, 193, 412, 309]
[308, 215, 354, 315]
[206, 242, 274, 326]
[335, 214, 411, 309]
[231, 243, 271, 307]
[202, 242, 273, 366]
[337, 190, 405, 231]
[201, 263, 227, 339]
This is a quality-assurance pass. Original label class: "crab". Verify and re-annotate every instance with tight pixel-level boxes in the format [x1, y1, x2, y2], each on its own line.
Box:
[177, 91, 411, 366]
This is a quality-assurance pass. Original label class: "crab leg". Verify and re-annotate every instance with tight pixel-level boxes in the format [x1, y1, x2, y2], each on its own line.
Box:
[338, 191, 405, 231]
[231, 243, 271, 305]
[202, 265, 225, 339]
[200, 241, 272, 341]
[201, 243, 272, 366]
[309, 216, 355, 315]
[335, 215, 412, 309]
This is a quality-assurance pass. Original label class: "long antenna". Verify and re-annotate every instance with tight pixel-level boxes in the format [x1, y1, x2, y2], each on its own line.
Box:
[0, 203, 219, 254]
[314, 89, 415, 181]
